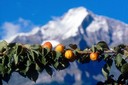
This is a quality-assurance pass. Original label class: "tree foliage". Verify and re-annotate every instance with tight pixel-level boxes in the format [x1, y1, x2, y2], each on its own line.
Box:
[0, 40, 128, 85]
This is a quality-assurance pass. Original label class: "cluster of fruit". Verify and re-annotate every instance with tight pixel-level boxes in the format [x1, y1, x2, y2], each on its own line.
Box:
[42, 41, 99, 62]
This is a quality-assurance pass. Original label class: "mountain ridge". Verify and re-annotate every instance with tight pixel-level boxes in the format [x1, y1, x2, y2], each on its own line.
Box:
[8, 7, 128, 47]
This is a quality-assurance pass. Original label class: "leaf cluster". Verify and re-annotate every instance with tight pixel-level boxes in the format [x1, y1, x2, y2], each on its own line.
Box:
[0, 41, 127, 85]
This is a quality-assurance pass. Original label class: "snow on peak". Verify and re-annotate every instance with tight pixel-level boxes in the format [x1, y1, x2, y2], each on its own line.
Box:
[41, 7, 89, 40]
[86, 16, 109, 32]
[8, 6, 128, 47]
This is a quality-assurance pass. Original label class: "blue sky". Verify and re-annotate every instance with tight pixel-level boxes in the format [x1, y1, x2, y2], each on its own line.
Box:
[0, 0, 128, 39]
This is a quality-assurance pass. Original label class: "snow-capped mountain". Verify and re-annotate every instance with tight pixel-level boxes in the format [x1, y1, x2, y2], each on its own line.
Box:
[5, 7, 128, 85]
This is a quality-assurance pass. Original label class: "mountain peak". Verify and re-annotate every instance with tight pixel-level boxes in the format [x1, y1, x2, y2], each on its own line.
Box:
[65, 6, 89, 15]
[40, 7, 90, 42]
[8, 7, 128, 46]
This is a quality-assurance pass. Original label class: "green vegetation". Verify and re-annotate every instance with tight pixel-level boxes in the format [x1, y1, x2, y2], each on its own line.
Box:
[0, 40, 128, 85]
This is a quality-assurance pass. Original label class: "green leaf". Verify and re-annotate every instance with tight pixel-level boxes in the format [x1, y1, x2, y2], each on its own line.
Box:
[115, 54, 123, 67]
[16, 45, 23, 56]
[121, 63, 128, 74]
[26, 64, 39, 82]
[59, 61, 69, 69]
[114, 53, 127, 71]
[52, 51, 68, 69]
[103, 54, 110, 61]
[41, 56, 48, 65]
[19, 67, 29, 76]
[57, 59, 69, 70]
[53, 61, 59, 69]
[0, 40, 8, 51]
[106, 59, 113, 71]
[30, 44, 41, 50]
[2, 55, 9, 66]
[6, 44, 23, 66]
[6, 44, 19, 66]
[27, 50, 39, 62]
[102, 68, 109, 80]
[123, 50, 128, 59]
[96, 41, 109, 51]
[34, 57, 44, 72]
[26, 60, 32, 67]
[42, 48, 50, 57]
[40, 49, 53, 65]
[29, 50, 35, 61]
[40, 48, 51, 65]
[91, 45, 96, 52]
[14, 54, 18, 65]
[96, 44, 103, 51]
[27, 70, 38, 82]
[51, 51, 69, 70]
[45, 66, 53, 76]
[0, 66, 12, 82]
[55, 51, 62, 60]
[0, 64, 4, 72]
[102, 59, 113, 79]
[35, 63, 41, 72]
[17, 61, 30, 76]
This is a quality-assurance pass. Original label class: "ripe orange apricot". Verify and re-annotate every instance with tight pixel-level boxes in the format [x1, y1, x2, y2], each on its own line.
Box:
[64, 50, 75, 62]
[55, 44, 65, 53]
[90, 52, 99, 61]
[42, 42, 52, 51]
